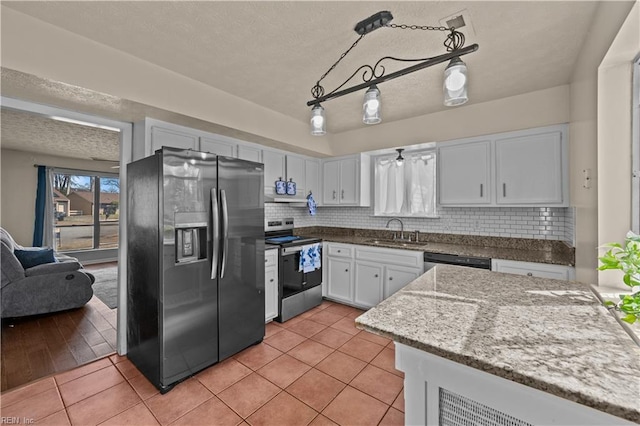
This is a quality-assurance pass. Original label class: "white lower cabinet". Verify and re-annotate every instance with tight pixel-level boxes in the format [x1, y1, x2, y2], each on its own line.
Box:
[324, 242, 423, 309]
[491, 259, 575, 281]
[384, 265, 422, 299]
[326, 257, 353, 303]
[265, 249, 279, 322]
[354, 262, 384, 307]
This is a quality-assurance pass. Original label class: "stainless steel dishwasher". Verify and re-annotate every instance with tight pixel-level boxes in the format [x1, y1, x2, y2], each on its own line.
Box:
[424, 252, 492, 271]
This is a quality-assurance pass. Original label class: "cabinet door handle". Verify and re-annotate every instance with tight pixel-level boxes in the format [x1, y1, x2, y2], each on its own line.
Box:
[480, 183, 483, 197]
[374, 274, 379, 278]
[341, 189, 345, 199]
[527, 272, 533, 277]
[333, 190, 337, 200]
[345, 269, 349, 272]
[265, 258, 268, 263]
[389, 277, 393, 281]
[337, 250, 341, 253]
[270, 278, 274, 282]
[503, 183, 506, 197]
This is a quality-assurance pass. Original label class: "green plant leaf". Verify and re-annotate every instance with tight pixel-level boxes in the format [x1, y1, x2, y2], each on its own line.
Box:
[603, 300, 616, 307]
[621, 314, 637, 324]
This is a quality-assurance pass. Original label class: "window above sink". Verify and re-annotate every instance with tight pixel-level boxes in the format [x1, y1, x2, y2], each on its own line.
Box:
[374, 148, 437, 217]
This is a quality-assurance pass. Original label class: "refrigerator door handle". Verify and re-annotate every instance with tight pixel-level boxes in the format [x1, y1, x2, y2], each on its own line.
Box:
[210, 188, 220, 279]
[220, 189, 229, 279]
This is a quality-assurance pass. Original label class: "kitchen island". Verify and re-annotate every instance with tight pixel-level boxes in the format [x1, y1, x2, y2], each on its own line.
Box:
[356, 265, 640, 425]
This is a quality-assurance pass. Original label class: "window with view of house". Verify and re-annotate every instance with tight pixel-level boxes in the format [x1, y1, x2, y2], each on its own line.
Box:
[374, 149, 437, 217]
[53, 171, 119, 251]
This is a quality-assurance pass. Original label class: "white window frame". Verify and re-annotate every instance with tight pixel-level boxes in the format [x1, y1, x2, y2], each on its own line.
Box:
[632, 55, 640, 233]
[373, 147, 438, 218]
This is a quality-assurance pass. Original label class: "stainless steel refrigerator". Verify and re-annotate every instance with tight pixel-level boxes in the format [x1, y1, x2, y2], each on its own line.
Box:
[127, 147, 265, 393]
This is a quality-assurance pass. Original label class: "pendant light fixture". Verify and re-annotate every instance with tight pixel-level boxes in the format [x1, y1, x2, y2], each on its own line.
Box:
[395, 148, 405, 166]
[363, 85, 381, 124]
[306, 10, 478, 135]
[443, 57, 469, 106]
[310, 104, 326, 136]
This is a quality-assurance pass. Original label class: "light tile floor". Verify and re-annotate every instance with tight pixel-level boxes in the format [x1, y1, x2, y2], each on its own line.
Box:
[0, 300, 404, 426]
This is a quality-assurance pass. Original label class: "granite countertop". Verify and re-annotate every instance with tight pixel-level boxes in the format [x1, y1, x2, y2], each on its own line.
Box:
[295, 226, 575, 266]
[355, 265, 640, 423]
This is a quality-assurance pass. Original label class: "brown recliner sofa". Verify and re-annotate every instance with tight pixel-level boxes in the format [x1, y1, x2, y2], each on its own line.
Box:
[0, 227, 95, 318]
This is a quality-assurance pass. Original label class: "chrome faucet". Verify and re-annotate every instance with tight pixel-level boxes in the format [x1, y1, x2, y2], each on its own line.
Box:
[386, 218, 405, 240]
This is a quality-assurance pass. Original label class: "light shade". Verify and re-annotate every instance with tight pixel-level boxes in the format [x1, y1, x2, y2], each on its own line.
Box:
[443, 57, 468, 107]
[310, 104, 326, 136]
[395, 148, 404, 166]
[363, 85, 382, 124]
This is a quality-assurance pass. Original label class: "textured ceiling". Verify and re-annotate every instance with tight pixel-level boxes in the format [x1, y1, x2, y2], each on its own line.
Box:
[3, 1, 599, 134]
[0, 68, 329, 158]
[1, 108, 120, 162]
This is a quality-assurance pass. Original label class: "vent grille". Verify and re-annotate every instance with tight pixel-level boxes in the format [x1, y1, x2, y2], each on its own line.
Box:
[439, 388, 532, 426]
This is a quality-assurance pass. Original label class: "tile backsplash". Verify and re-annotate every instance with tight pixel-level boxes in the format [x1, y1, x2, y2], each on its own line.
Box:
[265, 204, 575, 246]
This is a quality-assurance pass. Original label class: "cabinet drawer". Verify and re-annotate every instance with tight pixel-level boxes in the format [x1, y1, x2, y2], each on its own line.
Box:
[492, 259, 574, 281]
[265, 249, 278, 267]
[326, 243, 354, 258]
[355, 245, 422, 268]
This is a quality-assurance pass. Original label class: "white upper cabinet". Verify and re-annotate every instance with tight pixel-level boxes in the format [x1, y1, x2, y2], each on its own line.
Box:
[134, 118, 256, 162]
[262, 149, 316, 198]
[323, 160, 341, 205]
[436, 125, 568, 207]
[237, 145, 262, 163]
[340, 158, 358, 204]
[133, 118, 200, 159]
[286, 155, 306, 194]
[150, 126, 199, 154]
[322, 154, 371, 206]
[305, 159, 321, 204]
[262, 150, 286, 195]
[200, 135, 236, 157]
[439, 140, 491, 205]
[495, 130, 563, 205]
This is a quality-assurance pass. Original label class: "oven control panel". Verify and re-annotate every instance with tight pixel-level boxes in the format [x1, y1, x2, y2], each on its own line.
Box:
[265, 217, 294, 232]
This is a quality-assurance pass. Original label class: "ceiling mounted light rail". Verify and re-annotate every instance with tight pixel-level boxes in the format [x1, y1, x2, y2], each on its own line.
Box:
[307, 10, 479, 136]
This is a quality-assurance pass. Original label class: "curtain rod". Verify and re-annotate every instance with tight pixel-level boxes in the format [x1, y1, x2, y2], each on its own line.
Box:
[33, 164, 119, 177]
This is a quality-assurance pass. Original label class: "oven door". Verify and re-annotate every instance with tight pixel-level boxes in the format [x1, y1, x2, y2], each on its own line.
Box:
[280, 244, 322, 298]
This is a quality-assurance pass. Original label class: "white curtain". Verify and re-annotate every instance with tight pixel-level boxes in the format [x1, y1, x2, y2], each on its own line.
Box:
[375, 151, 436, 216]
[43, 168, 56, 248]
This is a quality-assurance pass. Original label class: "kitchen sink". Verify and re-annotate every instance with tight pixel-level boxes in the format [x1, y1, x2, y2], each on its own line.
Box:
[364, 239, 424, 247]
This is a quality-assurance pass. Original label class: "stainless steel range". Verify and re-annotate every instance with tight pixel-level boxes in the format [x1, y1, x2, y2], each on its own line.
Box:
[265, 218, 322, 322]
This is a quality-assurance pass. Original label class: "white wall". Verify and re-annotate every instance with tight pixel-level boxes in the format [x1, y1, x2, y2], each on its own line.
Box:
[0, 149, 116, 246]
[568, 1, 636, 284]
[0, 6, 333, 158]
[329, 85, 570, 156]
[597, 2, 640, 288]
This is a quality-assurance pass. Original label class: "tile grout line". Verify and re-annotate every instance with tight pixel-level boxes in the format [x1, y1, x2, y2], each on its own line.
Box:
[3, 302, 401, 426]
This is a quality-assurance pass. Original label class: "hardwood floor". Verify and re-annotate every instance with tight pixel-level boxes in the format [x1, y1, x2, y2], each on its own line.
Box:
[1, 263, 118, 392]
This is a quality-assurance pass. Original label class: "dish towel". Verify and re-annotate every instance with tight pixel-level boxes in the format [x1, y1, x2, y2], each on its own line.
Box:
[299, 243, 321, 273]
[307, 193, 317, 216]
